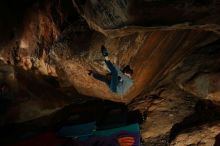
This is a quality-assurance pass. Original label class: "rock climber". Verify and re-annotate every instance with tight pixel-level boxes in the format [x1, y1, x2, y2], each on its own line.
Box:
[89, 46, 133, 96]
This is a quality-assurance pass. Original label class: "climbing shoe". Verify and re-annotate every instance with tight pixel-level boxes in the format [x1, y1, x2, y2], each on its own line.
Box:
[101, 46, 109, 57]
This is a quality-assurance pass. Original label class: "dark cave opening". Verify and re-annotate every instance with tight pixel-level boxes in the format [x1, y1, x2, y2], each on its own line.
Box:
[0, 0, 32, 46]
[0, 0, 82, 47]
[215, 133, 220, 146]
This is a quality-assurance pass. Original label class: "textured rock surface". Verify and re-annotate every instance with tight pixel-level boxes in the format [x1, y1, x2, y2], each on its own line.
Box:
[0, 63, 75, 124]
[48, 29, 218, 103]
[1, 5, 218, 103]
[72, 0, 220, 35]
[129, 39, 220, 145]
[0, 0, 220, 145]
[171, 123, 220, 146]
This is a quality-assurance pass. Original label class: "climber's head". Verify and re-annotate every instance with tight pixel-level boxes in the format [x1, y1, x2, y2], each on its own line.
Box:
[122, 65, 133, 78]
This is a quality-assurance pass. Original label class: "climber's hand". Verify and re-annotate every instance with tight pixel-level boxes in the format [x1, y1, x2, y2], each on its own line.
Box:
[88, 70, 93, 76]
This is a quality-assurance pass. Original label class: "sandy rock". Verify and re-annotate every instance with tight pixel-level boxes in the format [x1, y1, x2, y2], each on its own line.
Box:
[171, 123, 220, 146]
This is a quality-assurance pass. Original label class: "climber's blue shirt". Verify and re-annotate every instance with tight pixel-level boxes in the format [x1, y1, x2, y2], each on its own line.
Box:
[114, 65, 133, 96]
[93, 60, 133, 96]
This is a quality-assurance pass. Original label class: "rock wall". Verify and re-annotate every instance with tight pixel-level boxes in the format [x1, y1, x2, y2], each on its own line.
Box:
[72, 0, 220, 35]
[130, 39, 220, 145]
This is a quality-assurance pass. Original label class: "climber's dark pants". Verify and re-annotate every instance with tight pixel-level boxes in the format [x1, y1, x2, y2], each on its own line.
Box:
[93, 60, 118, 92]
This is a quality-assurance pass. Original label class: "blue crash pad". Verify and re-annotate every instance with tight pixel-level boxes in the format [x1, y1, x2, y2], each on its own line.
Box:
[58, 122, 96, 139]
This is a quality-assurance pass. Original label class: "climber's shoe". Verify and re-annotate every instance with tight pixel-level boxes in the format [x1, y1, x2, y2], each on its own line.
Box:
[101, 45, 109, 57]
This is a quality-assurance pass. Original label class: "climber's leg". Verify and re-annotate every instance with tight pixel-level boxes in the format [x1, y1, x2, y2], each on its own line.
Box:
[101, 45, 118, 92]
[105, 60, 118, 93]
